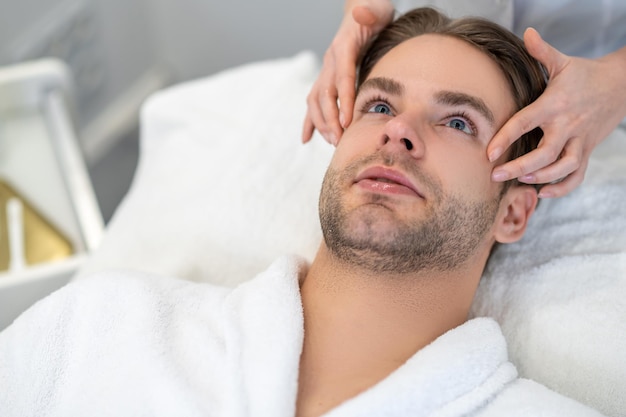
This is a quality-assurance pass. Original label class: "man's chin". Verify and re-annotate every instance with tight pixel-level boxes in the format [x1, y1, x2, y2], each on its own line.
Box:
[350, 202, 420, 226]
[343, 212, 409, 247]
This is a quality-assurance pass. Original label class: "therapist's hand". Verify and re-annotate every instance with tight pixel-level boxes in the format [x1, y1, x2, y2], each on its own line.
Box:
[489, 28, 626, 198]
[302, 0, 394, 145]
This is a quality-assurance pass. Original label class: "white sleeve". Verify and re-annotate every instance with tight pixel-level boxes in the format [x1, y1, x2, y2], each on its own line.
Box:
[0, 287, 75, 416]
[393, 0, 514, 30]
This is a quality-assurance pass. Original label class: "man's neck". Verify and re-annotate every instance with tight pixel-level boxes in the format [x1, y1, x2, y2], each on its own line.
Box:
[295, 244, 486, 417]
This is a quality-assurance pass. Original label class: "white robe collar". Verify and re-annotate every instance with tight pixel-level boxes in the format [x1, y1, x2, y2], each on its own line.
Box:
[222, 255, 517, 417]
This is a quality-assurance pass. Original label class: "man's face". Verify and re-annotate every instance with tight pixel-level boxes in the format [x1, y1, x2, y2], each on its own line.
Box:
[319, 34, 517, 274]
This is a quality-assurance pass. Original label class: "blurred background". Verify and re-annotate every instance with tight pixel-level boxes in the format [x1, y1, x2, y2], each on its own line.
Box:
[0, 0, 341, 222]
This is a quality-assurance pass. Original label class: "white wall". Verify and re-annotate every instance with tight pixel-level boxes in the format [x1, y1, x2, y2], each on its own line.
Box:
[149, 0, 342, 81]
[0, 0, 342, 163]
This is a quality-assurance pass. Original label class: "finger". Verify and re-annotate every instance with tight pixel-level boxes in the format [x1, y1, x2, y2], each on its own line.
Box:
[491, 145, 562, 182]
[352, 4, 394, 30]
[517, 140, 583, 184]
[319, 85, 342, 145]
[518, 155, 579, 184]
[334, 39, 359, 130]
[352, 5, 378, 26]
[537, 159, 588, 198]
[337, 73, 356, 129]
[488, 29, 570, 163]
[491, 131, 569, 181]
[523, 28, 568, 76]
[488, 97, 553, 162]
[306, 87, 333, 144]
[314, 50, 342, 144]
[301, 112, 315, 144]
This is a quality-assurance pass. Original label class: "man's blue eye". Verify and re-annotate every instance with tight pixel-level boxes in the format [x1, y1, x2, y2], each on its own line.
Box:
[446, 118, 473, 134]
[368, 103, 392, 115]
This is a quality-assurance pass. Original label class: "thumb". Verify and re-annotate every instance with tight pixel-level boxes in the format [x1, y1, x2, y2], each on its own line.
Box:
[523, 27, 567, 75]
[352, 3, 394, 30]
[352, 5, 378, 26]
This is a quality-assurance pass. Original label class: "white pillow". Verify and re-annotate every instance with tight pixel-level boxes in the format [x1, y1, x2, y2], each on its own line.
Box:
[77, 52, 626, 416]
[78, 52, 332, 285]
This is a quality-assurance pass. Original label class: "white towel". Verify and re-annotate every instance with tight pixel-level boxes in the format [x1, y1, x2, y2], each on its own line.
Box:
[0, 255, 605, 416]
[471, 126, 626, 416]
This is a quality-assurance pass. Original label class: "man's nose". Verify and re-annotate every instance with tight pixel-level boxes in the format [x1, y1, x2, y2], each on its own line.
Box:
[379, 114, 425, 158]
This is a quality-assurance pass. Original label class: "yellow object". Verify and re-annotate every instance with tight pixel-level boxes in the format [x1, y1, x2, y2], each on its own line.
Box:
[0, 180, 73, 271]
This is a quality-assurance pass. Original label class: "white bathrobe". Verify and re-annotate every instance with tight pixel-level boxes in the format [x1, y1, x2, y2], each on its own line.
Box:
[0, 256, 604, 416]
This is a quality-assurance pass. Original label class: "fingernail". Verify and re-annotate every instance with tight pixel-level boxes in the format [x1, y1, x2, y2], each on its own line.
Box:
[492, 170, 508, 182]
[519, 174, 535, 182]
[339, 112, 346, 128]
[328, 133, 338, 146]
[538, 190, 553, 198]
[488, 147, 503, 162]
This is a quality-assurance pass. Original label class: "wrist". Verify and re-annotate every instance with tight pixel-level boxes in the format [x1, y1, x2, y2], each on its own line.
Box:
[607, 47, 626, 113]
[596, 46, 626, 124]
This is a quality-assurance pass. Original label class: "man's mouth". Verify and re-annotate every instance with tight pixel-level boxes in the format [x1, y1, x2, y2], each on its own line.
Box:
[372, 177, 395, 183]
[354, 166, 424, 198]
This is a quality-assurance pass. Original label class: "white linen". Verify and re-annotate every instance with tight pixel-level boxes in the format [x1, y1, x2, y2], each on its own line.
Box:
[0, 256, 605, 416]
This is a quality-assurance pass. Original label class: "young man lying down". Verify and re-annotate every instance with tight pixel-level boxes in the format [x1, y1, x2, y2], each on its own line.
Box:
[0, 7, 605, 417]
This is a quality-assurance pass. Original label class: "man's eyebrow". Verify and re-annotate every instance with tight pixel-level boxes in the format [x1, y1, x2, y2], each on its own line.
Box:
[435, 91, 495, 126]
[357, 77, 404, 97]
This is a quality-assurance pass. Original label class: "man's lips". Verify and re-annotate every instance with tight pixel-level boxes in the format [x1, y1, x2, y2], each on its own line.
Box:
[354, 166, 424, 198]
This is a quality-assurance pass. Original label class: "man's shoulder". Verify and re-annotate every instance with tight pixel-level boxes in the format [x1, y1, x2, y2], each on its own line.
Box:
[3, 269, 232, 340]
[478, 377, 605, 416]
[69, 269, 232, 309]
[67, 269, 231, 312]
[6, 253, 308, 336]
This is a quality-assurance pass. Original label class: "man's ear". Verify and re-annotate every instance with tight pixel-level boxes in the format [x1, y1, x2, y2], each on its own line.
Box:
[494, 185, 538, 244]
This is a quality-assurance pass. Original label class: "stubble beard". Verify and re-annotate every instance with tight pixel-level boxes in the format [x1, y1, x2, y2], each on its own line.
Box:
[318, 154, 501, 274]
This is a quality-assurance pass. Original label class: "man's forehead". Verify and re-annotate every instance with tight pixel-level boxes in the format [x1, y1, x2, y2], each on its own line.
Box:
[361, 34, 515, 126]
